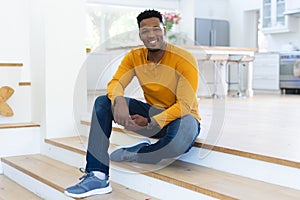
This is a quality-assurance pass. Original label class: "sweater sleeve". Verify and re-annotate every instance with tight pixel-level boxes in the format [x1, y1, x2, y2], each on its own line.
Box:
[107, 51, 135, 104]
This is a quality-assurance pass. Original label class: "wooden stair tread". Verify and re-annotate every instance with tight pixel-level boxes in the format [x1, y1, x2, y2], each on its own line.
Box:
[45, 136, 300, 200]
[151, 160, 300, 200]
[0, 123, 40, 129]
[0, 175, 42, 200]
[1, 154, 156, 200]
[84, 120, 300, 169]
[193, 141, 300, 169]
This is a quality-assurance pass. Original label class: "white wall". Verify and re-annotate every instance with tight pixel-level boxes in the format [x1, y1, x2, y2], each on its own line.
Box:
[86, 0, 179, 10]
[179, 0, 195, 44]
[0, 0, 31, 81]
[228, 0, 261, 48]
[194, 0, 230, 20]
[29, 0, 45, 124]
[0, 0, 32, 123]
[29, 0, 87, 139]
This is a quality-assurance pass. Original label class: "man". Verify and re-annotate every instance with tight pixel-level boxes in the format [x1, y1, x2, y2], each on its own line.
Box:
[65, 9, 201, 198]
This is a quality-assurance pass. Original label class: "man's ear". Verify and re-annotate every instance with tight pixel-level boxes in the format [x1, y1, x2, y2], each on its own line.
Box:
[163, 26, 167, 36]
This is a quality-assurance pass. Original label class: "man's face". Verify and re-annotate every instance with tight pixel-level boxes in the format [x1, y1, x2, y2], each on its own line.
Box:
[139, 17, 166, 51]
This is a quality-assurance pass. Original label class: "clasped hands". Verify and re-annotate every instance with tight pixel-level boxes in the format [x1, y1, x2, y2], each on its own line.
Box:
[113, 96, 149, 131]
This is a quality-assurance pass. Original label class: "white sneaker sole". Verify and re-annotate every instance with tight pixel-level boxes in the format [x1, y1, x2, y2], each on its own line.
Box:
[64, 184, 112, 198]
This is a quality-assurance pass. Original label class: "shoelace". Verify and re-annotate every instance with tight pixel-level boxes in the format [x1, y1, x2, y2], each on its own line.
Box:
[78, 168, 92, 183]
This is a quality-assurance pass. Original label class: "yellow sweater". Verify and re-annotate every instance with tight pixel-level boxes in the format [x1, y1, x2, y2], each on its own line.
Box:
[107, 43, 201, 128]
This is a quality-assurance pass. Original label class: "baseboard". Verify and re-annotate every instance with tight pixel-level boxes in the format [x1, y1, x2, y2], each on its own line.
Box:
[253, 89, 281, 95]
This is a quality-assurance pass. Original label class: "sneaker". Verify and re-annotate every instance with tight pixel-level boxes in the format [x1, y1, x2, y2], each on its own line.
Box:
[110, 139, 151, 162]
[64, 169, 112, 198]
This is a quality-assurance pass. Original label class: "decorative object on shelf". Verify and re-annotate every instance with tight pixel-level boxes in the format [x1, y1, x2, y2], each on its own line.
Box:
[162, 12, 182, 32]
[162, 12, 186, 45]
[0, 86, 14, 117]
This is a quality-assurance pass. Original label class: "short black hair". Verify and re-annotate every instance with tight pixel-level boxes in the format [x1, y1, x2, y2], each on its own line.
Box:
[136, 9, 163, 28]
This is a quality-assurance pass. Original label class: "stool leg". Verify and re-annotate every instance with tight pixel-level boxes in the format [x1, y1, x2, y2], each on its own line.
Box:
[212, 61, 219, 98]
[232, 62, 246, 98]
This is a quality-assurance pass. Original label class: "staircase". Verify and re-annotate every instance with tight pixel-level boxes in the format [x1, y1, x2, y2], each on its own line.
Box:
[1, 93, 300, 199]
[1, 127, 300, 199]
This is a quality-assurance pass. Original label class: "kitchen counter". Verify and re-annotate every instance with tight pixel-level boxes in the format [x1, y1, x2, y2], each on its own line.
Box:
[96, 45, 257, 97]
[183, 45, 257, 52]
[184, 46, 258, 97]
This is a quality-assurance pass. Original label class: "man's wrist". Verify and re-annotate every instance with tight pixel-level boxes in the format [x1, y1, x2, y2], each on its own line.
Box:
[146, 117, 156, 130]
[113, 96, 125, 106]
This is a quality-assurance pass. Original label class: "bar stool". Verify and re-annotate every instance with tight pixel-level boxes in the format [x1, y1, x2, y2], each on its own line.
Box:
[209, 54, 229, 98]
[226, 55, 244, 94]
[228, 55, 255, 98]
[195, 53, 210, 62]
[195, 53, 210, 98]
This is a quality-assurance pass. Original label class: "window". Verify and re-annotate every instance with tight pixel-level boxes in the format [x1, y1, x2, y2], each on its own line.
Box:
[85, 4, 172, 50]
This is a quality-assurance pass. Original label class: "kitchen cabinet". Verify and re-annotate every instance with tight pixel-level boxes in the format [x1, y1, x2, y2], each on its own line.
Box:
[194, 18, 229, 46]
[262, 0, 298, 33]
[253, 53, 280, 90]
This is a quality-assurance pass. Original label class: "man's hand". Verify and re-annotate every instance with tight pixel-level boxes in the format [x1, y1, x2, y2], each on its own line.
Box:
[113, 96, 131, 127]
[123, 114, 147, 131]
[113, 97, 157, 131]
[131, 114, 148, 126]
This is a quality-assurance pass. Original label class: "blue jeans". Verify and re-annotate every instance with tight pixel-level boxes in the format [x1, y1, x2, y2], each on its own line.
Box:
[85, 95, 200, 175]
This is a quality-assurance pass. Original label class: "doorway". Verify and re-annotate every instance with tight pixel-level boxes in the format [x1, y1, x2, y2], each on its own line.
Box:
[244, 9, 260, 49]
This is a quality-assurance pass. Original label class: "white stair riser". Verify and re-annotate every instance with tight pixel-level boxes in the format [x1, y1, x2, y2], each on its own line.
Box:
[2, 162, 73, 200]
[111, 166, 216, 200]
[0, 127, 40, 173]
[43, 143, 86, 168]
[180, 147, 300, 190]
[43, 143, 216, 200]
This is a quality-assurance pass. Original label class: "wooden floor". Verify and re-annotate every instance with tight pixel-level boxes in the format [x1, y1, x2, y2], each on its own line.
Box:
[198, 93, 300, 163]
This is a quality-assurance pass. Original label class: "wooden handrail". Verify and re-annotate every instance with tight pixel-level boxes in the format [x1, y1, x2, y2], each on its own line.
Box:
[0, 63, 23, 67]
[0, 123, 40, 129]
[19, 82, 31, 86]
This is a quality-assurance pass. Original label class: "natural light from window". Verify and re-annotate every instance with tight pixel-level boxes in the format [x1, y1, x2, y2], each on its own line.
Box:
[85, 4, 172, 51]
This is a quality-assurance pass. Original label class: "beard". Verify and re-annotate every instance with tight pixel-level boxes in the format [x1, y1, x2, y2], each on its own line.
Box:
[147, 47, 161, 52]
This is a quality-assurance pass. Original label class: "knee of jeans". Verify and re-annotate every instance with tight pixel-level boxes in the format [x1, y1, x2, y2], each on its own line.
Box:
[94, 95, 111, 108]
[180, 115, 198, 133]
[177, 115, 199, 152]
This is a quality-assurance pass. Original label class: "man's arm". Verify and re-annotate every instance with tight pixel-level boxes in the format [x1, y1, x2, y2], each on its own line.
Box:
[113, 96, 131, 127]
[107, 52, 135, 126]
